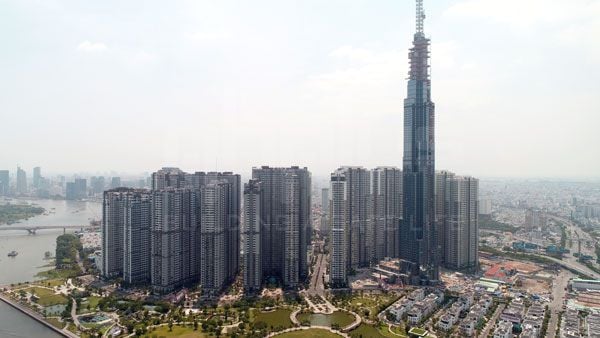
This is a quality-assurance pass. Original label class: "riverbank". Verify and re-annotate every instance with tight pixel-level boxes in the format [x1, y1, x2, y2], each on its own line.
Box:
[0, 291, 76, 338]
[0, 203, 46, 225]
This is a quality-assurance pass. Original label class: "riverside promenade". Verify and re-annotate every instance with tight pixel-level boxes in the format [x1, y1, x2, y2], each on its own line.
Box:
[0, 292, 78, 338]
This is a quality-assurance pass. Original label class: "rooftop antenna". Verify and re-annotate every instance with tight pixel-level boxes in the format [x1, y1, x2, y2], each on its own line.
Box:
[416, 0, 426, 35]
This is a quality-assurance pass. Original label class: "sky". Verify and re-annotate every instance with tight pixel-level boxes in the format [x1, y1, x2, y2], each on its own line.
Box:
[1, 0, 599, 179]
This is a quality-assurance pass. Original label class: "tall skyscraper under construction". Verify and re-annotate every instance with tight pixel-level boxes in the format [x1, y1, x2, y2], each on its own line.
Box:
[400, 0, 438, 284]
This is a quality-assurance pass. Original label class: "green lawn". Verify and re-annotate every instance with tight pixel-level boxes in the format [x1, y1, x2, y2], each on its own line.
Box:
[296, 311, 355, 328]
[35, 279, 65, 288]
[251, 308, 294, 330]
[350, 324, 387, 338]
[80, 296, 102, 313]
[145, 325, 210, 337]
[36, 268, 80, 280]
[348, 294, 398, 320]
[275, 328, 342, 337]
[45, 317, 64, 329]
[25, 287, 69, 306]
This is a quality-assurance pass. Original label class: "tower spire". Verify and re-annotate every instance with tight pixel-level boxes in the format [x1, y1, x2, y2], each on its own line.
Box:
[416, 0, 425, 35]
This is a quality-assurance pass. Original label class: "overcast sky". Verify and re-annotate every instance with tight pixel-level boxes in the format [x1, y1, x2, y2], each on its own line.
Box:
[1, 0, 599, 179]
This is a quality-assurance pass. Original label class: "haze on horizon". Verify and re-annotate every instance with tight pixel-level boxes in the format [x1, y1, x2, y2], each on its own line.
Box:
[1, 0, 599, 179]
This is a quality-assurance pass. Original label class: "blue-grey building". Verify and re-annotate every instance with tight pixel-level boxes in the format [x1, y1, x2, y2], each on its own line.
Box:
[400, 0, 438, 284]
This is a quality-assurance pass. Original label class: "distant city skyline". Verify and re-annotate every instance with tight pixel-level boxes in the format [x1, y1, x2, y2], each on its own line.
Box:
[2, 0, 599, 178]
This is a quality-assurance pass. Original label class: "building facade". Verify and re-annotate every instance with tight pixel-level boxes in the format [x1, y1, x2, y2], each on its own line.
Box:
[372, 167, 403, 261]
[0, 170, 9, 196]
[102, 188, 152, 281]
[443, 175, 479, 271]
[150, 188, 200, 293]
[16, 166, 27, 195]
[251, 166, 311, 289]
[400, 0, 438, 284]
[329, 172, 348, 287]
[243, 180, 262, 293]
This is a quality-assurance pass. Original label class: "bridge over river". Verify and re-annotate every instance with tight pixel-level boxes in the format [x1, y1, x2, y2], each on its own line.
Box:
[0, 225, 98, 234]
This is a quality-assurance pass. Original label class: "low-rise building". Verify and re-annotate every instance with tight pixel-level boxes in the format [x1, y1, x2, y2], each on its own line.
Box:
[437, 314, 456, 331]
[493, 320, 513, 338]
[461, 318, 476, 336]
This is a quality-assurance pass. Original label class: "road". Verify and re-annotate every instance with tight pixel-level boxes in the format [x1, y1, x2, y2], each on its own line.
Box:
[308, 253, 327, 297]
[479, 303, 505, 338]
[548, 270, 572, 337]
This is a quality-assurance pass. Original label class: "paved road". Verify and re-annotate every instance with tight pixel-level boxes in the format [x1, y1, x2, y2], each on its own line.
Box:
[308, 253, 327, 297]
[534, 253, 600, 279]
[479, 303, 505, 338]
[548, 270, 571, 337]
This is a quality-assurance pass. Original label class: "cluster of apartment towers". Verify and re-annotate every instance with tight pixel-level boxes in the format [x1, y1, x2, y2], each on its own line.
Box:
[101, 166, 311, 295]
[101, 0, 479, 295]
[327, 167, 479, 288]
[101, 165, 477, 295]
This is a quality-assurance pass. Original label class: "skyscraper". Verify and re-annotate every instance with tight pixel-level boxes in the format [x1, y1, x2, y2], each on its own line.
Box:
[322, 188, 330, 215]
[329, 172, 348, 287]
[435, 171, 454, 265]
[0, 170, 9, 196]
[91, 176, 106, 195]
[16, 166, 27, 195]
[33, 167, 41, 189]
[102, 188, 152, 284]
[152, 167, 187, 189]
[151, 188, 200, 293]
[321, 187, 330, 235]
[75, 178, 87, 199]
[199, 182, 229, 295]
[111, 177, 122, 189]
[243, 180, 262, 293]
[252, 166, 311, 289]
[371, 167, 403, 261]
[329, 166, 371, 286]
[400, 0, 438, 284]
[444, 176, 479, 271]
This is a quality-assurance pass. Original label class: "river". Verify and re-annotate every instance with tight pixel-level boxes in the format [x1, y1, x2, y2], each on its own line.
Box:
[0, 198, 101, 338]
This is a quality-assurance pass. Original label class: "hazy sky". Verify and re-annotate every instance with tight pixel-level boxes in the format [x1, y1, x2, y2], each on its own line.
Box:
[2, 0, 599, 178]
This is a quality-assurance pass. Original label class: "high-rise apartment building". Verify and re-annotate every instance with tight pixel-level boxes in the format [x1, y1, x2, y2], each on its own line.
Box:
[0, 170, 9, 196]
[16, 166, 27, 195]
[101, 188, 152, 284]
[252, 166, 311, 289]
[101, 167, 241, 295]
[444, 176, 479, 271]
[329, 172, 347, 287]
[435, 171, 454, 265]
[400, 0, 438, 284]
[243, 180, 262, 293]
[151, 188, 201, 293]
[322, 188, 330, 214]
[91, 176, 106, 195]
[149, 168, 241, 289]
[321, 188, 330, 235]
[371, 167, 403, 261]
[199, 182, 229, 295]
[111, 177, 122, 189]
[33, 167, 41, 189]
[75, 178, 87, 199]
[328, 167, 371, 287]
[152, 167, 187, 189]
[525, 209, 545, 230]
[478, 199, 493, 215]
